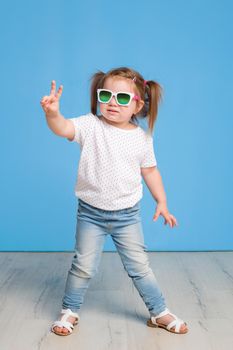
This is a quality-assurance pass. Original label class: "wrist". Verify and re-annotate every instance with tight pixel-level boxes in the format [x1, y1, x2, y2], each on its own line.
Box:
[45, 110, 61, 119]
[156, 199, 167, 205]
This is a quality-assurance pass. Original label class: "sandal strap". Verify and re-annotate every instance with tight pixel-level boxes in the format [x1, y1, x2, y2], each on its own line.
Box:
[61, 308, 79, 322]
[167, 319, 184, 332]
[151, 308, 185, 333]
[52, 320, 74, 333]
[152, 307, 170, 321]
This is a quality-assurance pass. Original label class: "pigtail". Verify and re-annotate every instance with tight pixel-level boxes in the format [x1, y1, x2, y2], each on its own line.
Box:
[90, 70, 105, 116]
[146, 81, 163, 134]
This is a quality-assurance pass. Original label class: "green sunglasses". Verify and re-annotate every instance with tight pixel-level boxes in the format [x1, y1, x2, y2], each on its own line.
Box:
[97, 89, 140, 106]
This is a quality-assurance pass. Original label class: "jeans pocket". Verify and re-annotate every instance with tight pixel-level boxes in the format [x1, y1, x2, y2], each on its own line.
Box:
[77, 203, 83, 216]
[126, 201, 140, 214]
[77, 200, 95, 218]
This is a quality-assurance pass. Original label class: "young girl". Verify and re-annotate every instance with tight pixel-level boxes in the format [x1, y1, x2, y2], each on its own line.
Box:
[40, 67, 188, 336]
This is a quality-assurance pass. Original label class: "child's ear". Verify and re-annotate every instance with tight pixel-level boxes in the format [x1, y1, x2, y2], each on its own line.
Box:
[135, 100, 144, 114]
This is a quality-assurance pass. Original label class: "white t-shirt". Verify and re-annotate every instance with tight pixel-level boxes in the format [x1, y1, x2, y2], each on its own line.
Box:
[68, 113, 157, 210]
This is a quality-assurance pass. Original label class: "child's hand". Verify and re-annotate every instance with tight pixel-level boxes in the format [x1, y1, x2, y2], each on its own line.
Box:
[40, 80, 63, 117]
[153, 202, 178, 228]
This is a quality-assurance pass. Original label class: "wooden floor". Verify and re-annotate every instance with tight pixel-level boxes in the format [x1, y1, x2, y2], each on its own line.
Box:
[0, 252, 232, 350]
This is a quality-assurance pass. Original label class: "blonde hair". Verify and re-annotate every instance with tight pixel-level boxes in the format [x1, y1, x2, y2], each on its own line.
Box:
[89, 66, 163, 134]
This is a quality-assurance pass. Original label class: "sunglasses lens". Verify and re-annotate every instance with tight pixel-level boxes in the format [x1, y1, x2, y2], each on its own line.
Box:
[99, 90, 112, 103]
[117, 93, 131, 105]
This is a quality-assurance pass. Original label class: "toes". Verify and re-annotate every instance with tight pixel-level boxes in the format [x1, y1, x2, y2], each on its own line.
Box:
[62, 328, 69, 334]
[178, 323, 188, 333]
[53, 326, 61, 332]
[53, 326, 69, 334]
[182, 324, 188, 332]
[170, 323, 188, 333]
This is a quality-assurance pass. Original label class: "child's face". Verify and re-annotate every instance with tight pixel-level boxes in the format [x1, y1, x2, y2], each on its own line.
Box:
[99, 77, 144, 128]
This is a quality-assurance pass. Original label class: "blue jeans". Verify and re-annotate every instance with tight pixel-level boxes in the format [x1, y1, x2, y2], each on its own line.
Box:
[62, 198, 166, 317]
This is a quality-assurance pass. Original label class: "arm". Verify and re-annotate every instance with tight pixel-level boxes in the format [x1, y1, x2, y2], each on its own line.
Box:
[40, 80, 75, 140]
[45, 111, 75, 140]
[141, 166, 178, 228]
[141, 166, 167, 204]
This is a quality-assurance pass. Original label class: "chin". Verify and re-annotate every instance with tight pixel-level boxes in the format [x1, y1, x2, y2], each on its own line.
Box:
[103, 113, 118, 120]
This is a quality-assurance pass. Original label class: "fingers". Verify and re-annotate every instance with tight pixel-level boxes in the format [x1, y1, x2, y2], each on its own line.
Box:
[49, 80, 63, 99]
[171, 215, 178, 226]
[40, 96, 49, 104]
[40, 96, 48, 109]
[40, 81, 62, 114]
[55, 84, 63, 99]
[50, 80, 56, 95]
[153, 212, 160, 221]
[153, 209, 178, 229]
[164, 215, 178, 228]
[40, 95, 56, 105]
[165, 218, 172, 227]
[169, 214, 178, 227]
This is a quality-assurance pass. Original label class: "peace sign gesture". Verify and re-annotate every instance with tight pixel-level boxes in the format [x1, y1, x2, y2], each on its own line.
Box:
[40, 80, 63, 117]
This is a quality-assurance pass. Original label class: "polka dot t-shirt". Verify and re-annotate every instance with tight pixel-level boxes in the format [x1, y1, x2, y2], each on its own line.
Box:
[68, 113, 157, 210]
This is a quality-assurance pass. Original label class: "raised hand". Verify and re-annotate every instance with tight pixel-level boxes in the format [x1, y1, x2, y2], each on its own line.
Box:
[40, 80, 63, 117]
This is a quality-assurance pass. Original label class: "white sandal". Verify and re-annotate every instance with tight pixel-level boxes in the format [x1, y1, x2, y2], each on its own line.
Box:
[147, 308, 188, 334]
[51, 308, 80, 336]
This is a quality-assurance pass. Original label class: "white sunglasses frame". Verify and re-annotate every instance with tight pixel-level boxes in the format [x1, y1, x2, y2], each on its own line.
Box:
[97, 88, 140, 106]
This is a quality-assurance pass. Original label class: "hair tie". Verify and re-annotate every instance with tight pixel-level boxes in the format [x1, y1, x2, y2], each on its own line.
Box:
[144, 80, 147, 87]
[132, 76, 137, 82]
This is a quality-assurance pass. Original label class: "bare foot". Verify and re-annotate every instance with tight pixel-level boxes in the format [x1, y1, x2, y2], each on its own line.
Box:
[53, 314, 77, 335]
[156, 313, 188, 333]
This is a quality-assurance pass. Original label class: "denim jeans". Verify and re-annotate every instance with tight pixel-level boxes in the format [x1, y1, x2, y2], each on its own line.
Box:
[62, 198, 166, 317]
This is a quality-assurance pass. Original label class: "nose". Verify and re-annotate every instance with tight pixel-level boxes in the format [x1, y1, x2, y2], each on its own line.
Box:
[109, 95, 118, 105]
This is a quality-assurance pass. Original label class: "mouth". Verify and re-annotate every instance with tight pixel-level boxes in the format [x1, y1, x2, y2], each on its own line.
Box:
[108, 109, 119, 114]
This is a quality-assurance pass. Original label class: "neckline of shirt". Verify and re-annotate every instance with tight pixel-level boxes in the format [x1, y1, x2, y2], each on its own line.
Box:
[95, 114, 140, 133]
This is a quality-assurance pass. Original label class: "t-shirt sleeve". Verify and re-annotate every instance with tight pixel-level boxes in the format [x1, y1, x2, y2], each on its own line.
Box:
[67, 113, 93, 145]
[140, 134, 157, 168]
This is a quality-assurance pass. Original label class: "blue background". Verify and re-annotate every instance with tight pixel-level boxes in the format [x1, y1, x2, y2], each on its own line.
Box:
[1, 0, 232, 251]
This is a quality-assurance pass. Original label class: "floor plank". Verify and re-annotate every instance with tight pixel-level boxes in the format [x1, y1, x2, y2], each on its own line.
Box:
[0, 252, 232, 350]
